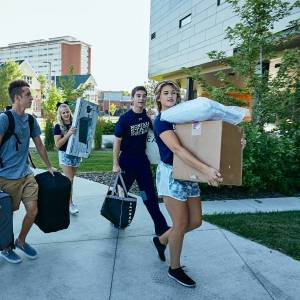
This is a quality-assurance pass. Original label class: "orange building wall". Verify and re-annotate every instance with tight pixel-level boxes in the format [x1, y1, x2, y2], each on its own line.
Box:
[88, 48, 91, 74]
[61, 44, 81, 75]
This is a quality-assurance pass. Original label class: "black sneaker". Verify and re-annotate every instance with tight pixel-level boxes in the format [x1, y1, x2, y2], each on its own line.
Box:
[152, 237, 166, 261]
[168, 267, 196, 287]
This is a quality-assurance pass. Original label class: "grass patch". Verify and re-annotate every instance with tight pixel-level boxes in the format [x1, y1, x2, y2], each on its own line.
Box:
[203, 211, 300, 261]
[30, 150, 113, 172]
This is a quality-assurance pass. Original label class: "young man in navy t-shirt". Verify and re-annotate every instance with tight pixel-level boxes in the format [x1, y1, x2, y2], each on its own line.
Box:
[112, 86, 169, 236]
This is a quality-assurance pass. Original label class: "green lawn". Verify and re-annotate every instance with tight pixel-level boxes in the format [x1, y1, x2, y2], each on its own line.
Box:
[203, 211, 300, 261]
[30, 150, 113, 172]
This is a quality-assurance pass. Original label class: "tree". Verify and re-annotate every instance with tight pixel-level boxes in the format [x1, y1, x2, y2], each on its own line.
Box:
[59, 65, 91, 108]
[185, 0, 300, 193]
[109, 103, 117, 116]
[183, 66, 248, 107]
[226, 0, 299, 122]
[37, 74, 47, 99]
[187, 0, 299, 124]
[211, 0, 299, 123]
[144, 79, 158, 108]
[42, 86, 63, 123]
[122, 91, 130, 96]
[0, 61, 23, 110]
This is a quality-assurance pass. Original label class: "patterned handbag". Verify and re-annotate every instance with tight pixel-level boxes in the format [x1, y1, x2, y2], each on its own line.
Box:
[100, 172, 137, 228]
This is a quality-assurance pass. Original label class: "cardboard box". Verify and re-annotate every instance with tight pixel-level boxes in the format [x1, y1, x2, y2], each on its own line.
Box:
[173, 121, 243, 186]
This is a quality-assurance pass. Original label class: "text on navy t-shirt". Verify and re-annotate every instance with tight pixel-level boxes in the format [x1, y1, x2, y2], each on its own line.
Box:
[114, 109, 151, 155]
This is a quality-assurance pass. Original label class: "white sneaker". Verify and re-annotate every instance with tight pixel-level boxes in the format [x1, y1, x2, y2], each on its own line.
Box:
[69, 203, 79, 215]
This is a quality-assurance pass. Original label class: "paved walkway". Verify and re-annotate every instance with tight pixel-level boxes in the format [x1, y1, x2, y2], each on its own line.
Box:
[1, 173, 300, 300]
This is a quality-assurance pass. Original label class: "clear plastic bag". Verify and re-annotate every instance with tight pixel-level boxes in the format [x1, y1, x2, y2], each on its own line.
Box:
[161, 97, 249, 125]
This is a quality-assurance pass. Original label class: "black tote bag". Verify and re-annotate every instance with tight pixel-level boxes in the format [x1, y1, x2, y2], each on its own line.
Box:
[100, 172, 137, 228]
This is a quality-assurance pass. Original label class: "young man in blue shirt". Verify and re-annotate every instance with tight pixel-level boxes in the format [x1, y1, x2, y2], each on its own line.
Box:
[0, 80, 54, 264]
[112, 86, 169, 237]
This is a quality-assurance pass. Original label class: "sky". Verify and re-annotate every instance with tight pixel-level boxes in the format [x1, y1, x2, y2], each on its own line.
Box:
[0, 0, 151, 92]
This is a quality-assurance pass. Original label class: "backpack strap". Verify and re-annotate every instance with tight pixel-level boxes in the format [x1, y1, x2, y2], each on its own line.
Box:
[27, 114, 36, 169]
[1, 111, 15, 147]
[28, 114, 34, 138]
[0, 111, 21, 168]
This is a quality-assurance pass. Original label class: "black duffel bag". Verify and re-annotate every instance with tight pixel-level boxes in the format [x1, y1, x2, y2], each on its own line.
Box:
[101, 172, 137, 229]
[0, 192, 14, 250]
[35, 171, 71, 233]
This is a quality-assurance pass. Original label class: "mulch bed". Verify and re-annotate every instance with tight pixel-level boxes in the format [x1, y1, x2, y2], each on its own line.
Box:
[77, 172, 299, 201]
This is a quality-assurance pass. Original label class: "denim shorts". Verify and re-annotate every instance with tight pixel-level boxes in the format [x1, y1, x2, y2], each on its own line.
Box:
[58, 151, 81, 167]
[156, 162, 200, 202]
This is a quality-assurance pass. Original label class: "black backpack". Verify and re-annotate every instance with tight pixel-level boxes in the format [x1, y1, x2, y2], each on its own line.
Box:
[0, 110, 35, 168]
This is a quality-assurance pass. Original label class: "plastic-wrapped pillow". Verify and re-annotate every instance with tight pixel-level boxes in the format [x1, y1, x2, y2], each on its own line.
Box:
[145, 129, 161, 165]
[161, 97, 249, 125]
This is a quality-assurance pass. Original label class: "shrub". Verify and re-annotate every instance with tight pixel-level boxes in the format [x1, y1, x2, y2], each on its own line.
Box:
[44, 119, 54, 151]
[242, 123, 299, 194]
[102, 120, 115, 135]
[94, 118, 104, 150]
[94, 118, 116, 150]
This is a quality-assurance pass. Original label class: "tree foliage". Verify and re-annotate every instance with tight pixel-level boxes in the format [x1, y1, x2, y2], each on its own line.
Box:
[0, 61, 23, 110]
[37, 74, 47, 99]
[185, 0, 300, 193]
[144, 79, 158, 108]
[109, 103, 117, 116]
[59, 65, 91, 108]
[188, 0, 299, 125]
[42, 86, 63, 123]
[44, 119, 55, 151]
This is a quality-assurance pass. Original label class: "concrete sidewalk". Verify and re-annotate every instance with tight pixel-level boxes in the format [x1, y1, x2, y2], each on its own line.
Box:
[0, 174, 299, 300]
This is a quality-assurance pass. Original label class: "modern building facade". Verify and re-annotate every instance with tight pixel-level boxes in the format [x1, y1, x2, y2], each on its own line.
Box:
[149, 0, 300, 99]
[0, 36, 91, 79]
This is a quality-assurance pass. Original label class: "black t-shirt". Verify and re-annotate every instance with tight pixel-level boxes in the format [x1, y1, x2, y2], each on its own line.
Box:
[114, 109, 152, 155]
[53, 123, 71, 152]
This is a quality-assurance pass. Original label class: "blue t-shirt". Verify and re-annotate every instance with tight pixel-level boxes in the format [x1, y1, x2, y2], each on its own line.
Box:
[153, 113, 174, 165]
[0, 110, 41, 179]
[53, 123, 71, 152]
[114, 109, 151, 155]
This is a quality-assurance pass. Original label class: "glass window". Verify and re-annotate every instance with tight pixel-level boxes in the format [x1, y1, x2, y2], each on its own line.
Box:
[179, 14, 192, 28]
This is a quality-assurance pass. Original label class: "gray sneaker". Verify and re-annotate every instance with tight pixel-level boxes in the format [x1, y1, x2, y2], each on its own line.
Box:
[15, 239, 38, 259]
[1, 248, 23, 264]
[69, 203, 79, 215]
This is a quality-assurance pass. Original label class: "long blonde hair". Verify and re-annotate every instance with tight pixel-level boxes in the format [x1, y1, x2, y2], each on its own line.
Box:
[154, 80, 181, 112]
[56, 103, 73, 135]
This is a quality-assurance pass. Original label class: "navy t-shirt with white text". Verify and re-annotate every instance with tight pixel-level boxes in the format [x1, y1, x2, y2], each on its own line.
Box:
[153, 113, 174, 165]
[114, 109, 151, 155]
[53, 123, 71, 152]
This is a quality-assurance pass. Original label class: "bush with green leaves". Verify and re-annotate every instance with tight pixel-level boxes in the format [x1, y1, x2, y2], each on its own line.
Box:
[44, 120, 54, 151]
[94, 118, 116, 150]
[94, 118, 104, 150]
[102, 120, 115, 135]
[242, 123, 299, 194]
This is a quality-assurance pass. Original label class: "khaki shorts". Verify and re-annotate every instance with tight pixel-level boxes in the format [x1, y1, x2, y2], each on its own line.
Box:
[0, 174, 38, 211]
